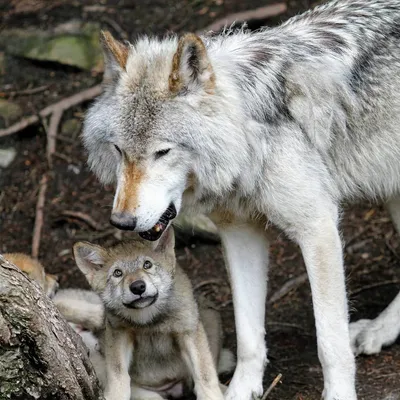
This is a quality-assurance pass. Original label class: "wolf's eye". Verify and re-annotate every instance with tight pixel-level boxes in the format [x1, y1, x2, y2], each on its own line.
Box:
[114, 144, 122, 155]
[155, 149, 171, 159]
[143, 260, 152, 270]
[113, 269, 123, 277]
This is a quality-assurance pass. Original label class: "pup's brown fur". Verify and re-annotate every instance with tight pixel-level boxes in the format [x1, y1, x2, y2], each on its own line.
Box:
[4, 253, 58, 298]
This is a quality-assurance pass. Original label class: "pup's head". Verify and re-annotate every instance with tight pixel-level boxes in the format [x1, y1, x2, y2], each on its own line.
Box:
[73, 227, 176, 324]
[83, 31, 244, 240]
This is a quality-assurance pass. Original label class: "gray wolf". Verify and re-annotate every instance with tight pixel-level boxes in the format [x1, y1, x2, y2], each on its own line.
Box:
[4, 253, 59, 297]
[66, 227, 233, 400]
[82, 1, 400, 399]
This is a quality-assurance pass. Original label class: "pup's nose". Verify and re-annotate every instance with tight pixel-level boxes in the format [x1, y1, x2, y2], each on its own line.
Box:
[130, 280, 146, 295]
[110, 212, 137, 231]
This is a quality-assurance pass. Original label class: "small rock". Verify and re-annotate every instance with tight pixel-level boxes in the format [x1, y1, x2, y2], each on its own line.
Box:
[0, 21, 103, 71]
[174, 214, 219, 242]
[0, 100, 22, 125]
[0, 148, 17, 168]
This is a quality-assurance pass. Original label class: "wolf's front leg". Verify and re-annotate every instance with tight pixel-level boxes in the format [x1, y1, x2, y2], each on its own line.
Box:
[297, 215, 357, 400]
[218, 223, 269, 400]
[179, 321, 224, 400]
[103, 320, 133, 400]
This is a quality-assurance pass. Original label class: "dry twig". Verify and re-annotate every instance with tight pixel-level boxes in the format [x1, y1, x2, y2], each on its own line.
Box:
[268, 273, 308, 303]
[193, 279, 223, 291]
[0, 85, 102, 137]
[201, 3, 287, 33]
[31, 175, 48, 259]
[60, 210, 106, 231]
[260, 373, 283, 400]
[350, 279, 400, 296]
[47, 108, 63, 167]
[1, 85, 48, 97]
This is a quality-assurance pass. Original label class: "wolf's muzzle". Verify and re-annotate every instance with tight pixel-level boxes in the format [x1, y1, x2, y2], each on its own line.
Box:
[110, 212, 137, 230]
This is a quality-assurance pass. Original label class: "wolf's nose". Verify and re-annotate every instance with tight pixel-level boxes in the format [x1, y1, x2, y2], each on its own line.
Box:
[130, 280, 146, 295]
[110, 212, 137, 230]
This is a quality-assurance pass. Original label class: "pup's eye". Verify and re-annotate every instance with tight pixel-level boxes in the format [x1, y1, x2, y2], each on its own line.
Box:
[113, 269, 123, 277]
[114, 144, 122, 155]
[143, 260, 152, 270]
[155, 149, 171, 159]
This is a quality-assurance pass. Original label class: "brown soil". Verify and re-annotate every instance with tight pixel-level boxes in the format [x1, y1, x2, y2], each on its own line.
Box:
[0, 1, 399, 399]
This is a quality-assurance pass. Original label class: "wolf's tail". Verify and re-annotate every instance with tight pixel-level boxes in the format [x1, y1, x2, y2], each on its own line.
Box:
[217, 348, 236, 374]
[53, 288, 105, 331]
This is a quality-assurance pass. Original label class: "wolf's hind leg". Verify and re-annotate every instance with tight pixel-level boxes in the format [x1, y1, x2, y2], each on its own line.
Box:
[349, 197, 400, 355]
[350, 292, 400, 355]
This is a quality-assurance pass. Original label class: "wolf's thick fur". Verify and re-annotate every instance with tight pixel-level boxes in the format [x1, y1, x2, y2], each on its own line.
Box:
[82, 1, 400, 399]
[70, 228, 233, 400]
[4, 253, 58, 298]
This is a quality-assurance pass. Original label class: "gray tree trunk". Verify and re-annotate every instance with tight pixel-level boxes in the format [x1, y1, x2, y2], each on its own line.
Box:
[0, 254, 104, 400]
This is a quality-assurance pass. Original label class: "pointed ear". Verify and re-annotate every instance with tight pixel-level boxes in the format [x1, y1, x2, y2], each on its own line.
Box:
[73, 242, 107, 286]
[169, 33, 215, 95]
[153, 226, 175, 258]
[100, 31, 129, 82]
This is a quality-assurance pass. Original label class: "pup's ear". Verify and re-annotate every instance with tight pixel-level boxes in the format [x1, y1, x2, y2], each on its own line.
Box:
[73, 242, 107, 286]
[100, 31, 129, 82]
[169, 33, 215, 94]
[153, 226, 175, 258]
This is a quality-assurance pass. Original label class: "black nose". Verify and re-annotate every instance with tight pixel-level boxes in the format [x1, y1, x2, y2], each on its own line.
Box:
[110, 212, 137, 231]
[130, 280, 146, 295]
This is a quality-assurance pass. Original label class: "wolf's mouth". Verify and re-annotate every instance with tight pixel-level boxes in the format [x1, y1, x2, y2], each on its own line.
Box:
[139, 203, 177, 241]
[123, 293, 158, 309]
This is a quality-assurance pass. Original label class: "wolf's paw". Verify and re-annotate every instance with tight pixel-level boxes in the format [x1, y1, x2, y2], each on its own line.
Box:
[224, 362, 264, 400]
[350, 318, 395, 356]
[322, 386, 357, 400]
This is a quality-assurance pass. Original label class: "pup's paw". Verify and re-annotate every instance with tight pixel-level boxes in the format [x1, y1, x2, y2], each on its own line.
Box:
[350, 318, 394, 355]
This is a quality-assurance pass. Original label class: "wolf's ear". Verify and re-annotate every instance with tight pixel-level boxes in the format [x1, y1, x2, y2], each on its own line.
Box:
[153, 226, 175, 258]
[73, 242, 107, 285]
[100, 31, 129, 82]
[169, 34, 215, 94]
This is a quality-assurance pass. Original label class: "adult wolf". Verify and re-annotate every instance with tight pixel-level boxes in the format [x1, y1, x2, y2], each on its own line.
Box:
[83, 1, 400, 399]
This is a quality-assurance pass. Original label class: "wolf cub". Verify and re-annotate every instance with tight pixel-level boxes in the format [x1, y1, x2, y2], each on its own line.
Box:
[70, 227, 233, 400]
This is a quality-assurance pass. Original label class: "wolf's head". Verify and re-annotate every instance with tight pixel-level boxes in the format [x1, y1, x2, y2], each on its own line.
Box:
[83, 31, 248, 240]
[73, 227, 176, 324]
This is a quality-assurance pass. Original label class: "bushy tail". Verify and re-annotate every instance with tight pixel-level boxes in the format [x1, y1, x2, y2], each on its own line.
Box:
[53, 289, 105, 331]
[217, 348, 236, 374]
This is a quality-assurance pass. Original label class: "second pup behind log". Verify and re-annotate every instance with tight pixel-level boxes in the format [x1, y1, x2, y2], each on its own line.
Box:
[55, 227, 234, 400]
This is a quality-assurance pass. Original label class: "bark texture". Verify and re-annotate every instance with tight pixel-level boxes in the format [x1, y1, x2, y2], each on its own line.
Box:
[0, 254, 104, 400]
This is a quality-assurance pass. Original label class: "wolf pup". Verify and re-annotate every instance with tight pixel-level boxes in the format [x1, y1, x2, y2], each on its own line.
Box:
[72, 227, 233, 400]
[83, 1, 400, 398]
[4, 253, 58, 298]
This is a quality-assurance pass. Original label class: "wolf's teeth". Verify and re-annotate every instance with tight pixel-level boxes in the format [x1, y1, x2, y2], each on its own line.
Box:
[154, 224, 162, 232]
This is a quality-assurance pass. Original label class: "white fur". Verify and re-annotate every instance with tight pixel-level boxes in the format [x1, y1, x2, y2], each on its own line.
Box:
[218, 223, 269, 400]
[350, 291, 400, 355]
[103, 322, 133, 400]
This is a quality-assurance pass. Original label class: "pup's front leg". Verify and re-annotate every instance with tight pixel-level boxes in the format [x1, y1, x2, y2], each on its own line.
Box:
[104, 320, 133, 400]
[297, 215, 357, 400]
[179, 322, 224, 400]
[218, 223, 269, 400]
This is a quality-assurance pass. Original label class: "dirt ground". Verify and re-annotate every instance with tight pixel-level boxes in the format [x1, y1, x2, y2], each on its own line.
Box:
[0, 1, 399, 399]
